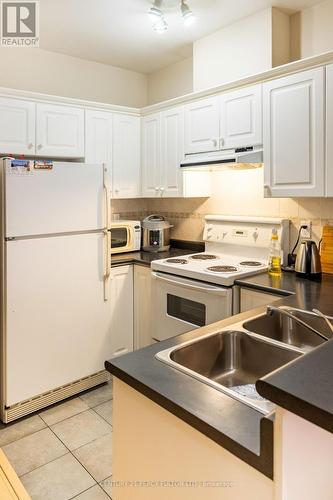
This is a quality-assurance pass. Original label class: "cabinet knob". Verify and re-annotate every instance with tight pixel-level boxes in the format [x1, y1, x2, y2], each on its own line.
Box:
[212, 139, 217, 147]
[37, 144, 43, 150]
[219, 137, 224, 148]
[28, 143, 34, 149]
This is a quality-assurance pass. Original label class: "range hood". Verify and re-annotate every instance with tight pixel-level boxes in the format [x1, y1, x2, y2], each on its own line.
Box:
[180, 146, 263, 171]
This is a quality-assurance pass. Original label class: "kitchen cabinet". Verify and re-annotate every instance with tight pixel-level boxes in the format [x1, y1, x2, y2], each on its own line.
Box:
[326, 64, 333, 196]
[110, 265, 134, 358]
[141, 113, 161, 197]
[0, 449, 30, 499]
[263, 68, 325, 197]
[85, 109, 113, 165]
[239, 287, 282, 313]
[184, 96, 220, 154]
[36, 103, 85, 158]
[142, 107, 211, 198]
[0, 97, 35, 155]
[113, 114, 140, 198]
[134, 265, 153, 349]
[220, 84, 262, 149]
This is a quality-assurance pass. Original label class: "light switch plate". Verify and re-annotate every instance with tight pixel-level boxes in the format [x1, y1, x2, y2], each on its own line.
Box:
[300, 220, 312, 239]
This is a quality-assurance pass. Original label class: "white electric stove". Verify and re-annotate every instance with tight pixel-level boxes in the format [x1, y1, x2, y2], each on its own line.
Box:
[151, 216, 289, 341]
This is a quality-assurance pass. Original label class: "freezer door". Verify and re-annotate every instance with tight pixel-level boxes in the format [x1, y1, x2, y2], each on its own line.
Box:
[5, 233, 112, 406]
[5, 162, 108, 237]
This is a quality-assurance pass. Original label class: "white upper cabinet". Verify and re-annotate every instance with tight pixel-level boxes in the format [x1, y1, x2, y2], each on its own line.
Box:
[0, 97, 35, 155]
[160, 106, 184, 197]
[36, 103, 85, 158]
[113, 114, 140, 199]
[184, 96, 220, 154]
[85, 109, 113, 165]
[141, 113, 161, 197]
[220, 85, 262, 149]
[326, 64, 333, 196]
[263, 68, 325, 197]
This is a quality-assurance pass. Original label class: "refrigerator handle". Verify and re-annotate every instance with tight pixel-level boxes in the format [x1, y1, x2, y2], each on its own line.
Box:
[103, 229, 111, 301]
[103, 164, 112, 301]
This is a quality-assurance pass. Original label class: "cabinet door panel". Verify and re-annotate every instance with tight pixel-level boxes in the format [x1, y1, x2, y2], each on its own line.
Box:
[263, 68, 324, 197]
[160, 107, 184, 197]
[36, 103, 84, 158]
[110, 265, 133, 358]
[85, 109, 113, 165]
[113, 114, 140, 198]
[0, 97, 35, 155]
[184, 97, 220, 154]
[134, 265, 152, 349]
[141, 113, 160, 197]
[220, 85, 262, 149]
[327, 64, 333, 196]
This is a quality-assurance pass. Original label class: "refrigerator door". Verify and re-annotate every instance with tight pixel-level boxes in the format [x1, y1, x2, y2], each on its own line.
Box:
[5, 232, 112, 406]
[5, 161, 109, 238]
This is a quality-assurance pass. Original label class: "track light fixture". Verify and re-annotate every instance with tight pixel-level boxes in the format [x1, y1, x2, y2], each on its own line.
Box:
[148, 0, 195, 33]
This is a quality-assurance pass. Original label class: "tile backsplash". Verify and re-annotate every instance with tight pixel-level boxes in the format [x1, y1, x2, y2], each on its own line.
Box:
[112, 169, 333, 251]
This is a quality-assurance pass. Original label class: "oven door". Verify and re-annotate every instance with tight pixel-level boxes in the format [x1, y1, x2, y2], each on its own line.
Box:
[110, 225, 133, 254]
[151, 271, 233, 341]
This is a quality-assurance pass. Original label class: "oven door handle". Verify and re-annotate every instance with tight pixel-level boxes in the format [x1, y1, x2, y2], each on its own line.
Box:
[151, 272, 229, 296]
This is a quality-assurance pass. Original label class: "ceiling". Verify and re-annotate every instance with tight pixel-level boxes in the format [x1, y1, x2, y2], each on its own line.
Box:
[39, 0, 323, 74]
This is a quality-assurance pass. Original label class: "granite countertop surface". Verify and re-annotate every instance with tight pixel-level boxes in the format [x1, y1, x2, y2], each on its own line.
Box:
[106, 245, 333, 479]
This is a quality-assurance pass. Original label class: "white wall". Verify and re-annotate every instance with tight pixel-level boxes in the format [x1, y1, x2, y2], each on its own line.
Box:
[0, 47, 147, 107]
[147, 57, 193, 105]
[193, 8, 273, 91]
[290, 0, 333, 60]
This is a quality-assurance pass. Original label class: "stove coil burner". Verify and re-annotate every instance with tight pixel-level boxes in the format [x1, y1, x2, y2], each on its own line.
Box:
[239, 261, 263, 267]
[207, 265, 238, 273]
[190, 254, 218, 260]
[165, 258, 188, 264]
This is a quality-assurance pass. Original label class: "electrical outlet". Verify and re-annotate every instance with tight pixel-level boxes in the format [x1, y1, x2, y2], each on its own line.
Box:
[300, 220, 312, 239]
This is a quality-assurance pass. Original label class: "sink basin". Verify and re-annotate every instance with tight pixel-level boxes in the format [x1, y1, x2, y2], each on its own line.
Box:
[243, 309, 332, 351]
[156, 330, 301, 414]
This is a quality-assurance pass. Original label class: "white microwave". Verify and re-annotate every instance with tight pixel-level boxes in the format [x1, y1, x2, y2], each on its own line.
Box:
[111, 220, 141, 254]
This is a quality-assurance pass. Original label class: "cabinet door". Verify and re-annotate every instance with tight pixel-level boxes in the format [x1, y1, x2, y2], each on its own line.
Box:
[184, 96, 220, 154]
[240, 288, 282, 313]
[134, 265, 152, 349]
[327, 64, 333, 196]
[220, 85, 262, 149]
[110, 265, 134, 358]
[160, 106, 184, 197]
[36, 103, 85, 158]
[85, 109, 113, 164]
[141, 113, 161, 197]
[0, 97, 35, 155]
[263, 68, 324, 197]
[113, 114, 140, 198]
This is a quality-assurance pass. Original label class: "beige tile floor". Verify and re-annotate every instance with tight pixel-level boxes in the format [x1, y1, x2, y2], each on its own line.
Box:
[0, 380, 114, 500]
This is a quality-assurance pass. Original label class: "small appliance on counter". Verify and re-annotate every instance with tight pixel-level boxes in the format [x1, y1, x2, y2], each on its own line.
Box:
[295, 240, 322, 280]
[141, 214, 173, 253]
[110, 220, 141, 254]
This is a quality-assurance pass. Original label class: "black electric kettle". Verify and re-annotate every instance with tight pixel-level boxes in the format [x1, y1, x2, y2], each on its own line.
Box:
[295, 240, 322, 280]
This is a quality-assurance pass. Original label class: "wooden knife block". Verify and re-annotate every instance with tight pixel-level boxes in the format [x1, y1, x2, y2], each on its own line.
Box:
[321, 226, 333, 274]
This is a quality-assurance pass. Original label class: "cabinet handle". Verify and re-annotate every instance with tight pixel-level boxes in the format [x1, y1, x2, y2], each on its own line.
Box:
[37, 144, 43, 150]
[160, 187, 165, 197]
[212, 139, 217, 147]
[264, 184, 271, 197]
[219, 137, 224, 148]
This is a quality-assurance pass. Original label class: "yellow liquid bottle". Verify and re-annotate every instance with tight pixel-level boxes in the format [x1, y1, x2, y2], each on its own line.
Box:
[268, 229, 282, 277]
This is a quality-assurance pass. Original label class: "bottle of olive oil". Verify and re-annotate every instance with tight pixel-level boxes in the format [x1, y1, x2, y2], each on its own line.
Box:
[268, 228, 282, 276]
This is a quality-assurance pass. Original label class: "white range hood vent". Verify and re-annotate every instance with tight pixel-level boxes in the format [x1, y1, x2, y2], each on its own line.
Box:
[180, 146, 263, 171]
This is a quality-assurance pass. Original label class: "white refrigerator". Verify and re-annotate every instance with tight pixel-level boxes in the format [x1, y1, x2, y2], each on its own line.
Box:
[0, 159, 112, 422]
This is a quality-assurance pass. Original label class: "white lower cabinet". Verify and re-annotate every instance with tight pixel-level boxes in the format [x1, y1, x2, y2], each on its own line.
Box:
[134, 265, 153, 349]
[110, 265, 134, 358]
[240, 288, 282, 313]
[263, 68, 325, 197]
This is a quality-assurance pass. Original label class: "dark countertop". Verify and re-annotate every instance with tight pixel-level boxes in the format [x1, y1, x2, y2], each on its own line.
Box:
[111, 239, 204, 267]
[106, 249, 333, 479]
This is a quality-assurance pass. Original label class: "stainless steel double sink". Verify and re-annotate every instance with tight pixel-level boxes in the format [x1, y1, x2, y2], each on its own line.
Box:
[156, 308, 333, 414]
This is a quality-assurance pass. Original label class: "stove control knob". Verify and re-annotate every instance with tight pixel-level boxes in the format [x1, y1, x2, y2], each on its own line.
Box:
[253, 230, 259, 241]
[222, 231, 228, 239]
